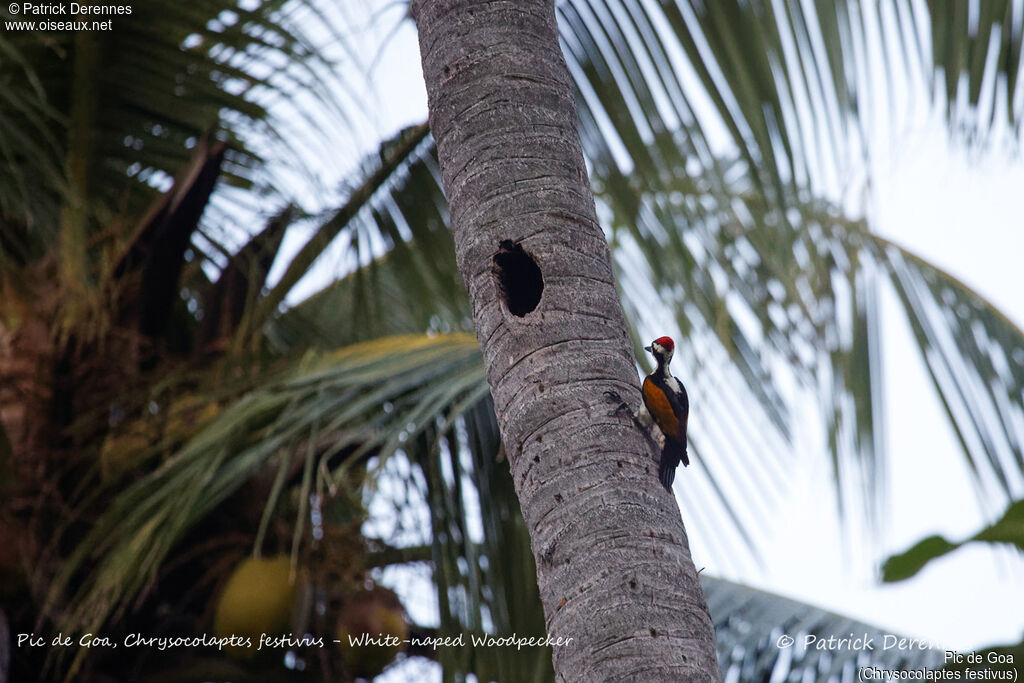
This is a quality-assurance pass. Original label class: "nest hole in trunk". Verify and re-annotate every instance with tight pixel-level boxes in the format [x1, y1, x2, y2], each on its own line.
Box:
[493, 240, 543, 317]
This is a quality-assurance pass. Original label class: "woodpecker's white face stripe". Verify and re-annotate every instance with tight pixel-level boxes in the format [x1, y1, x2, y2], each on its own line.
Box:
[651, 341, 674, 367]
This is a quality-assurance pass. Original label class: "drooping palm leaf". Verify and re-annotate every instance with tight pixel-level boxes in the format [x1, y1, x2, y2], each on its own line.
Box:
[880, 498, 1024, 582]
[248, 122, 434, 339]
[878, 238, 1024, 499]
[406, 397, 552, 683]
[44, 334, 488, 675]
[262, 125, 469, 352]
[704, 575, 943, 679]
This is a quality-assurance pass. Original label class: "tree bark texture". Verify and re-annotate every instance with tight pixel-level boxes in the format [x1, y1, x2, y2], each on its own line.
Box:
[413, 1, 720, 680]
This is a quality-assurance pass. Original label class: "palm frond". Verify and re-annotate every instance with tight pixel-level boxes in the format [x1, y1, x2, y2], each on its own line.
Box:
[44, 334, 487, 675]
[877, 237, 1024, 500]
[926, 0, 1024, 146]
[405, 397, 552, 682]
[704, 575, 943, 680]
[248, 122, 433, 338]
[880, 497, 1024, 583]
[262, 125, 469, 352]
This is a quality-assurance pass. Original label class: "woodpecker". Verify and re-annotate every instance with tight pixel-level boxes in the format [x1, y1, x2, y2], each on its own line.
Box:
[606, 336, 689, 491]
[641, 336, 689, 490]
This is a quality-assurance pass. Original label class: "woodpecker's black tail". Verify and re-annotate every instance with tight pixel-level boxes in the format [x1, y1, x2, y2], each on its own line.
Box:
[659, 438, 688, 491]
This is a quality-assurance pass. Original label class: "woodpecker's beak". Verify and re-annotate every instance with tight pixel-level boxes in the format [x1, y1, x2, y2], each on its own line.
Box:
[644, 345, 653, 353]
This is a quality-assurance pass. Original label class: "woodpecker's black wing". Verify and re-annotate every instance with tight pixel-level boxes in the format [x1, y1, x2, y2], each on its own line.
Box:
[670, 374, 690, 468]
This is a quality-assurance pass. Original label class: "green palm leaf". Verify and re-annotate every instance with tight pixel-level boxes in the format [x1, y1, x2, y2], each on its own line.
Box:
[45, 334, 488, 676]
[705, 575, 943, 679]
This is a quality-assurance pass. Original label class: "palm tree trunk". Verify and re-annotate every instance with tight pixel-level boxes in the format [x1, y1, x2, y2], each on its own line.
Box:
[412, 1, 720, 679]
